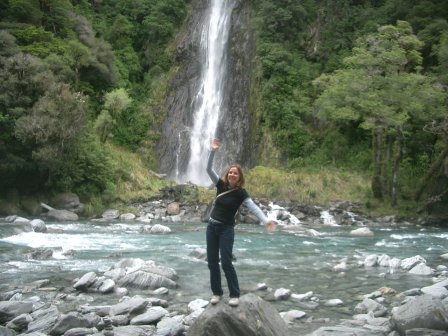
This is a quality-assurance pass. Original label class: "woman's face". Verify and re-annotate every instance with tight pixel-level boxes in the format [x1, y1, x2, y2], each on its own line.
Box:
[227, 166, 240, 187]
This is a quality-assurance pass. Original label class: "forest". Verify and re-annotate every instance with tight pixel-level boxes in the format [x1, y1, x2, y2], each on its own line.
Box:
[0, 0, 447, 217]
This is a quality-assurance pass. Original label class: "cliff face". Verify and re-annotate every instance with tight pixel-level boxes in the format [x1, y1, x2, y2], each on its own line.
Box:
[157, 0, 260, 181]
[221, 0, 260, 168]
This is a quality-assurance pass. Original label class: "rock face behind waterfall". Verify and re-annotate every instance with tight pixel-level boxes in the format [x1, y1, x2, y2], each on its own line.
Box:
[157, 0, 260, 179]
[157, 0, 206, 178]
[223, 0, 259, 167]
[187, 294, 290, 336]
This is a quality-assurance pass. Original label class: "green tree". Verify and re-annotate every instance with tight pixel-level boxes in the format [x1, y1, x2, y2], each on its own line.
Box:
[314, 21, 445, 204]
[14, 83, 88, 183]
[94, 88, 131, 143]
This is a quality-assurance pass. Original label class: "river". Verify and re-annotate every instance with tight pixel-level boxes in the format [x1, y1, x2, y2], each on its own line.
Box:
[0, 218, 446, 334]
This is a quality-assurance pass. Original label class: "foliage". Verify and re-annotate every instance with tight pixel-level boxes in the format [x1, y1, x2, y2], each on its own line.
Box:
[1, 0, 448, 217]
[313, 21, 446, 203]
[0, 0, 188, 202]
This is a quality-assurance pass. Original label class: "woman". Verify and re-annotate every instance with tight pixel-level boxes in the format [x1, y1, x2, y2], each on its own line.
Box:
[206, 138, 277, 307]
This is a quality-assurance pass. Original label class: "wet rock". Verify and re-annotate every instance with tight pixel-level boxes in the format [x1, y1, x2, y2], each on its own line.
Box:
[187, 299, 208, 313]
[47, 209, 79, 221]
[189, 247, 206, 260]
[324, 299, 344, 307]
[401, 255, 426, 270]
[63, 327, 98, 336]
[0, 326, 16, 336]
[130, 306, 168, 325]
[354, 298, 387, 317]
[98, 279, 116, 294]
[187, 294, 289, 336]
[26, 247, 53, 260]
[405, 328, 448, 336]
[408, 263, 434, 276]
[109, 297, 148, 317]
[274, 288, 291, 300]
[50, 312, 100, 335]
[350, 227, 374, 237]
[307, 325, 385, 336]
[364, 254, 378, 267]
[6, 313, 32, 331]
[73, 272, 97, 290]
[102, 209, 120, 220]
[0, 301, 34, 324]
[30, 219, 47, 233]
[119, 213, 136, 221]
[28, 305, 60, 334]
[13, 216, 30, 224]
[391, 294, 448, 334]
[112, 325, 156, 336]
[156, 315, 185, 336]
[280, 310, 306, 323]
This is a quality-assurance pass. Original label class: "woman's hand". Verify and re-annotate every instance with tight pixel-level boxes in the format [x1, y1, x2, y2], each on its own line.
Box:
[265, 220, 277, 233]
[211, 138, 221, 151]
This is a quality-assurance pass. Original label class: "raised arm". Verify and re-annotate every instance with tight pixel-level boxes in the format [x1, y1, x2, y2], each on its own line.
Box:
[206, 138, 221, 185]
[243, 198, 277, 232]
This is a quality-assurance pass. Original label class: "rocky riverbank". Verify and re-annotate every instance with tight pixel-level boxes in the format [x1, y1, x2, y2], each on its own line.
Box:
[0, 239, 447, 336]
[1, 184, 447, 228]
[2, 216, 448, 335]
[1, 185, 448, 335]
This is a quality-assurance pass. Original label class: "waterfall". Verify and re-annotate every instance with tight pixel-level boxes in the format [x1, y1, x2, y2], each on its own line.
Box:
[180, 0, 235, 186]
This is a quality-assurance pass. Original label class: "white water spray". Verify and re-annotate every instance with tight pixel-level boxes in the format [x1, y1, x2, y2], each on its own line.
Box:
[181, 0, 235, 186]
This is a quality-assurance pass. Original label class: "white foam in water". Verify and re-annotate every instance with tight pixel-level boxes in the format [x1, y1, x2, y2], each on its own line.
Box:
[267, 202, 301, 225]
[390, 233, 423, 240]
[345, 211, 357, 223]
[320, 210, 339, 226]
[0, 231, 140, 253]
[375, 239, 402, 248]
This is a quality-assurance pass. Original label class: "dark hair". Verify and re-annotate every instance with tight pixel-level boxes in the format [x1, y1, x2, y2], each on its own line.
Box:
[222, 164, 245, 188]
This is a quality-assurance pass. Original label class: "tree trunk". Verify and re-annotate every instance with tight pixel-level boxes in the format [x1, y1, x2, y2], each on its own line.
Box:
[384, 134, 394, 200]
[414, 143, 448, 201]
[371, 128, 383, 199]
[391, 135, 404, 207]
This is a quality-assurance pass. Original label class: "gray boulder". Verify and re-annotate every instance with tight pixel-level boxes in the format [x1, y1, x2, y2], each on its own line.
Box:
[47, 209, 79, 221]
[109, 297, 148, 317]
[112, 325, 156, 336]
[50, 312, 100, 335]
[73, 272, 97, 290]
[6, 313, 33, 331]
[117, 270, 177, 289]
[391, 295, 448, 334]
[0, 301, 33, 324]
[0, 326, 16, 336]
[30, 219, 47, 232]
[187, 293, 289, 336]
[156, 315, 185, 336]
[307, 326, 385, 336]
[405, 329, 448, 336]
[130, 306, 168, 325]
[51, 193, 81, 211]
[28, 305, 60, 334]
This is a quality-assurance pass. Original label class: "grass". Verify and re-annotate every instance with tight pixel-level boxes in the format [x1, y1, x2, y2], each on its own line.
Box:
[244, 166, 371, 206]
[95, 144, 422, 219]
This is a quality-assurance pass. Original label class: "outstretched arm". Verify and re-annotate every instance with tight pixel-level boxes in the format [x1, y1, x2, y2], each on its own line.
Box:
[243, 198, 277, 232]
[206, 139, 221, 185]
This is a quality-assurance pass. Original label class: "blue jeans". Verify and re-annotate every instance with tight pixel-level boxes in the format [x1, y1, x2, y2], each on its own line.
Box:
[206, 222, 240, 298]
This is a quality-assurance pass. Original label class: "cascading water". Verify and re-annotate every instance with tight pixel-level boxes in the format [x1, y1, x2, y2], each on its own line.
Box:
[180, 0, 235, 186]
